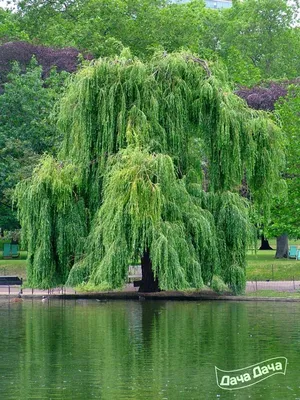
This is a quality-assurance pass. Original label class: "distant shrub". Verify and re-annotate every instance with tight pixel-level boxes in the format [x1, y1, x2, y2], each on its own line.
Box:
[0, 41, 92, 89]
[237, 82, 288, 111]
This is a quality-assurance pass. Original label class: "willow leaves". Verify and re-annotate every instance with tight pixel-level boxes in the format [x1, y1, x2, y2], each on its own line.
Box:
[15, 52, 283, 292]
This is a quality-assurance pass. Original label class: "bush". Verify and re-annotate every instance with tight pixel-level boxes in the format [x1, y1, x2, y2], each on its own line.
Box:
[211, 275, 229, 294]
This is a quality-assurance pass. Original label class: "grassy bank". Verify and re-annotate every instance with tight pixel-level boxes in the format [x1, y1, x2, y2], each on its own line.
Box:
[246, 251, 300, 281]
[246, 239, 300, 281]
[0, 251, 27, 279]
[0, 240, 300, 283]
[246, 290, 300, 298]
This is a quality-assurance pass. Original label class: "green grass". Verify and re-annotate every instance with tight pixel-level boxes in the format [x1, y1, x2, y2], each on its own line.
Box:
[0, 239, 300, 283]
[0, 250, 27, 260]
[246, 290, 300, 298]
[0, 265, 27, 279]
[246, 240, 300, 281]
[0, 251, 27, 279]
[246, 251, 300, 280]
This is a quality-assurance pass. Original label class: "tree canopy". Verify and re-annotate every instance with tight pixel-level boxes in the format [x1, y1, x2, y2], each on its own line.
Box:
[237, 79, 300, 255]
[0, 41, 91, 90]
[269, 84, 300, 240]
[220, 0, 300, 84]
[11, 0, 300, 85]
[0, 7, 28, 44]
[0, 57, 68, 230]
[15, 52, 283, 292]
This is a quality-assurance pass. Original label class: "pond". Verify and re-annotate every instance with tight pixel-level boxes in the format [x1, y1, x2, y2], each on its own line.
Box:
[0, 299, 300, 400]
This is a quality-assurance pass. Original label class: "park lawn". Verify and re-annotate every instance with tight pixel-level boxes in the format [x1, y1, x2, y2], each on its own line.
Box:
[1, 244, 300, 283]
[0, 250, 27, 260]
[246, 240, 300, 281]
[246, 261, 300, 281]
[246, 290, 300, 298]
[0, 251, 27, 279]
[0, 263, 27, 279]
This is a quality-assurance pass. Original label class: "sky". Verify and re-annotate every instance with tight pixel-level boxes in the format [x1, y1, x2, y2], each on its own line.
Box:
[1, 0, 11, 9]
[0, 0, 16, 9]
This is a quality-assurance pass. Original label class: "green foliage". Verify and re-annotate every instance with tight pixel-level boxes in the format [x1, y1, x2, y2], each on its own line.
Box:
[211, 275, 229, 294]
[224, 264, 246, 295]
[0, 57, 65, 153]
[225, 47, 261, 87]
[207, 191, 255, 284]
[0, 203, 19, 230]
[15, 156, 87, 288]
[15, 52, 284, 292]
[0, 57, 68, 231]
[267, 84, 300, 238]
[15, 0, 300, 87]
[74, 281, 113, 293]
[69, 146, 216, 290]
[16, 0, 210, 58]
[0, 7, 28, 43]
[220, 0, 300, 82]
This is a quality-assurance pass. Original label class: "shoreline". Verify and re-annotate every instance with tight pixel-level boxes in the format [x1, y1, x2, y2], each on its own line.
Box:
[1, 280, 300, 301]
[1, 290, 300, 302]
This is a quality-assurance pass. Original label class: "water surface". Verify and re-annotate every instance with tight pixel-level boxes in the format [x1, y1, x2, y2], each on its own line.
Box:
[0, 299, 300, 400]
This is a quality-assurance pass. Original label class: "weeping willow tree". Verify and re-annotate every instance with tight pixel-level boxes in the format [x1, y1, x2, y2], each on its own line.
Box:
[15, 52, 283, 293]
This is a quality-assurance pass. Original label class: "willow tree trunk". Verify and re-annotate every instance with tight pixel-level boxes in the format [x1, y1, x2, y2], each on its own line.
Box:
[259, 235, 273, 250]
[139, 250, 159, 292]
[275, 234, 288, 258]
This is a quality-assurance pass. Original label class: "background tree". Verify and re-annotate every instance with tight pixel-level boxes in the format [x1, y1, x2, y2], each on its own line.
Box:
[14, 0, 300, 87]
[13, 0, 230, 61]
[0, 40, 91, 231]
[0, 57, 69, 230]
[237, 82, 288, 111]
[220, 0, 300, 83]
[0, 7, 28, 44]
[0, 41, 90, 90]
[15, 52, 283, 292]
[237, 80, 300, 256]
[270, 85, 300, 257]
[15, 0, 168, 56]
